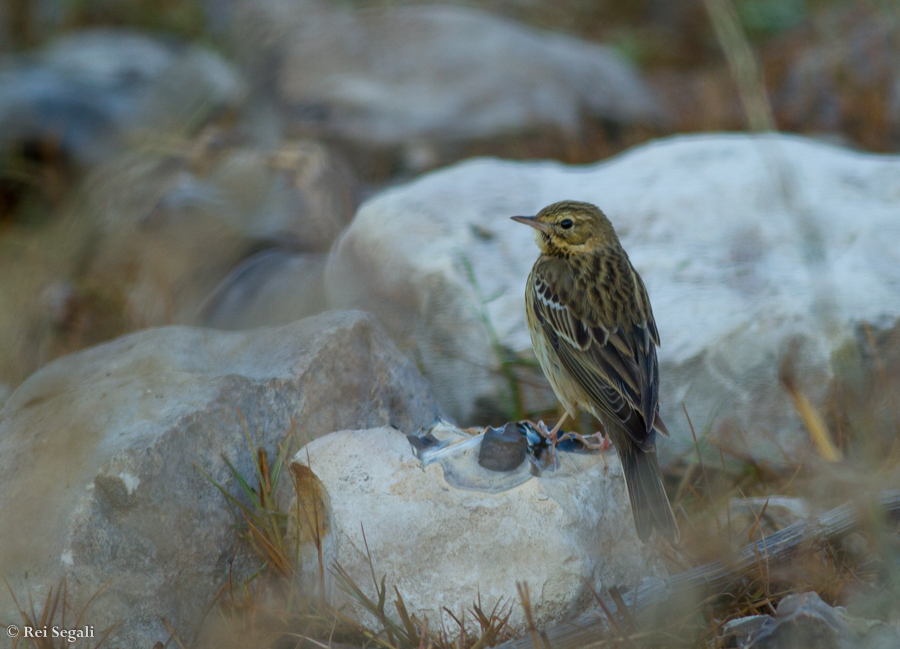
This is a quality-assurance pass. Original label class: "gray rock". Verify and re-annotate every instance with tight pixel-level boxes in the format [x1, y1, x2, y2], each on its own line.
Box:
[854, 622, 900, 649]
[289, 423, 664, 632]
[78, 139, 353, 326]
[0, 135, 355, 391]
[747, 592, 858, 649]
[721, 615, 772, 647]
[0, 29, 245, 166]
[235, 1, 661, 153]
[201, 249, 328, 330]
[841, 613, 900, 649]
[325, 133, 900, 464]
[0, 310, 441, 649]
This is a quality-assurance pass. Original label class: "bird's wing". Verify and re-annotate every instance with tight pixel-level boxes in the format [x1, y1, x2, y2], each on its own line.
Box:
[530, 260, 661, 450]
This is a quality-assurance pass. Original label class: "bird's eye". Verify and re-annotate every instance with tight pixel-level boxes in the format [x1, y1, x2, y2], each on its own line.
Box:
[560, 219, 574, 230]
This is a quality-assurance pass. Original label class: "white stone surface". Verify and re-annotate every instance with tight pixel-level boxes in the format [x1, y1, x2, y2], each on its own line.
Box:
[290, 426, 664, 632]
[325, 133, 900, 463]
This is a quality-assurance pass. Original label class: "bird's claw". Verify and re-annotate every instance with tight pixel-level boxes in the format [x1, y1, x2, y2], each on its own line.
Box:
[528, 419, 564, 467]
[525, 419, 560, 444]
[560, 431, 611, 452]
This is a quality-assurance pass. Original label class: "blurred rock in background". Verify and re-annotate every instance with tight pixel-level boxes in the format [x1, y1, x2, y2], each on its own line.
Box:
[80, 137, 355, 326]
[0, 129, 356, 390]
[201, 248, 328, 330]
[768, 4, 900, 152]
[230, 0, 666, 178]
[0, 30, 245, 169]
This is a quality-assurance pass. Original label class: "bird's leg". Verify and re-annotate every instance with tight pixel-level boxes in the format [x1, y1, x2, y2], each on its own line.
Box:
[543, 412, 569, 445]
[532, 413, 568, 468]
[589, 432, 613, 452]
[596, 429, 610, 472]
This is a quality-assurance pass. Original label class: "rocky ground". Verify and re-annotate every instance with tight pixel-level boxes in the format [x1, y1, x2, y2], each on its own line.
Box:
[0, 1, 899, 648]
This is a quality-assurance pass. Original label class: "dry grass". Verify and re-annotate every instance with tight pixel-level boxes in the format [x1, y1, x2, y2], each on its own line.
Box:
[4, 577, 116, 649]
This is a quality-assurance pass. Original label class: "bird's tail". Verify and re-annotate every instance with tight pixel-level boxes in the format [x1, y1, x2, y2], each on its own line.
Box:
[619, 444, 679, 543]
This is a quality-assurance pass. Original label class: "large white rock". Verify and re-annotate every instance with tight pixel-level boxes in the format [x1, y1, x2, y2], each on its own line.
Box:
[325, 134, 900, 464]
[0, 311, 441, 649]
[290, 425, 663, 632]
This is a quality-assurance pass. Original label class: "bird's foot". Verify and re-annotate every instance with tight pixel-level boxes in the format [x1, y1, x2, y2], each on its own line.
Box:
[530, 418, 565, 444]
[560, 431, 611, 452]
[560, 431, 611, 472]
[592, 432, 612, 452]
[526, 419, 551, 441]
[545, 421, 559, 445]
[532, 418, 567, 468]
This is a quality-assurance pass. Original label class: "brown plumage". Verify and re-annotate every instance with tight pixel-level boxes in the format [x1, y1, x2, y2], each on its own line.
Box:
[513, 200, 678, 542]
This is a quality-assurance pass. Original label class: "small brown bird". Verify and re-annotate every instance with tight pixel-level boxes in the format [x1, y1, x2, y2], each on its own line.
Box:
[513, 200, 678, 542]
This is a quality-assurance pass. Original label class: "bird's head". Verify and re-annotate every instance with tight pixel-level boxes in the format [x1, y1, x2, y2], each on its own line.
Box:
[511, 200, 618, 257]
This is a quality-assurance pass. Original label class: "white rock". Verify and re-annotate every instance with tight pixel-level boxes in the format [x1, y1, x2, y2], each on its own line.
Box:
[325, 133, 900, 464]
[290, 426, 664, 632]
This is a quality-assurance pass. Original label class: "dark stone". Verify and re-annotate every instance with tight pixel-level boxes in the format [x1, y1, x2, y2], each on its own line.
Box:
[478, 422, 528, 471]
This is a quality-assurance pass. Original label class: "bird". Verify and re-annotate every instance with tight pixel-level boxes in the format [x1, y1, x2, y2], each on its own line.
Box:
[512, 200, 678, 542]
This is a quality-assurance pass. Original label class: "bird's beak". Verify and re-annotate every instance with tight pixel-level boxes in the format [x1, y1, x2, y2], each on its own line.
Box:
[510, 215, 550, 233]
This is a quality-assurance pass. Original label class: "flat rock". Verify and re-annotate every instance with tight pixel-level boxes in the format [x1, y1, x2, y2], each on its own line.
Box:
[0, 310, 441, 648]
[325, 133, 900, 464]
[289, 424, 665, 633]
[721, 615, 772, 647]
